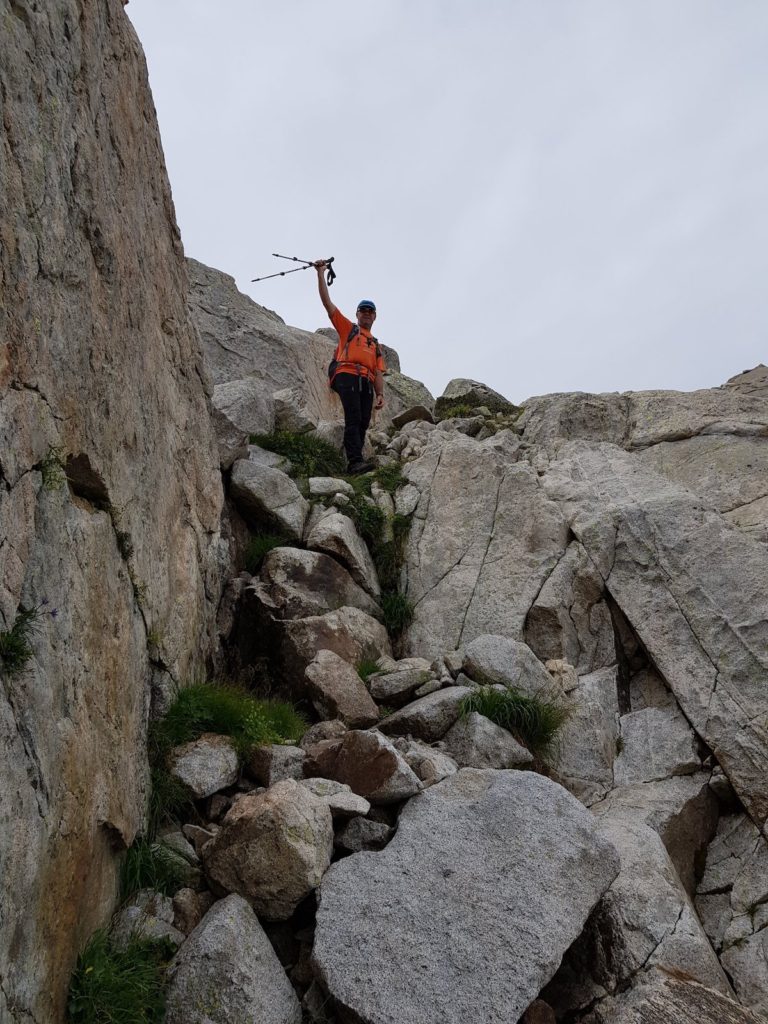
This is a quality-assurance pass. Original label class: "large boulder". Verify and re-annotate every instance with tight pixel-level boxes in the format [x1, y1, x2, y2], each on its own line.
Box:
[377, 686, 473, 743]
[435, 378, 519, 417]
[462, 634, 555, 694]
[304, 649, 380, 727]
[403, 433, 569, 658]
[312, 769, 620, 1024]
[165, 894, 301, 1024]
[542, 441, 768, 832]
[229, 460, 308, 539]
[277, 607, 392, 682]
[202, 780, 333, 920]
[304, 730, 422, 804]
[0, 5, 225, 1018]
[305, 511, 380, 597]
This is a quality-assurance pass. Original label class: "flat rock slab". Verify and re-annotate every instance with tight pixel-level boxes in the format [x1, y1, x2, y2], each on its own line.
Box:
[378, 686, 473, 743]
[165, 894, 301, 1024]
[312, 769, 620, 1024]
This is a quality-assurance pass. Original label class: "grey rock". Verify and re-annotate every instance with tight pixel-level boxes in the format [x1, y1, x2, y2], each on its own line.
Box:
[309, 476, 355, 498]
[378, 686, 473, 743]
[212, 377, 274, 440]
[614, 706, 701, 785]
[335, 817, 394, 852]
[725, 364, 768, 399]
[414, 678, 443, 698]
[552, 667, 620, 806]
[721, 932, 768, 1017]
[304, 649, 380, 727]
[392, 406, 435, 429]
[278, 607, 392, 681]
[165, 894, 302, 1024]
[578, 967, 764, 1024]
[300, 778, 371, 818]
[312, 769, 620, 1024]
[462, 634, 556, 694]
[367, 668, 435, 707]
[441, 711, 533, 768]
[384, 371, 436, 418]
[202, 780, 333, 920]
[435, 378, 519, 417]
[306, 511, 380, 597]
[303, 730, 422, 804]
[230, 460, 309, 539]
[158, 829, 200, 866]
[169, 734, 239, 799]
[248, 443, 291, 471]
[172, 888, 216, 935]
[300, 720, 348, 749]
[111, 890, 184, 950]
[394, 483, 421, 517]
[273, 387, 315, 434]
[247, 744, 306, 786]
[248, 546, 381, 621]
[394, 737, 459, 785]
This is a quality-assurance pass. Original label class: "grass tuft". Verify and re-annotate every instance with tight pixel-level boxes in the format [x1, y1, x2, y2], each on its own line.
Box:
[357, 658, 381, 682]
[436, 402, 475, 420]
[373, 462, 407, 493]
[119, 839, 191, 902]
[0, 606, 40, 677]
[41, 446, 67, 491]
[460, 686, 570, 759]
[251, 430, 345, 478]
[67, 930, 173, 1024]
[380, 592, 414, 636]
[244, 532, 289, 575]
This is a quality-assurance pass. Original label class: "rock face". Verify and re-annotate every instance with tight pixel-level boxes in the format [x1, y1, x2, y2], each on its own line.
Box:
[165, 895, 302, 1024]
[313, 770, 620, 1024]
[0, 4, 224, 1019]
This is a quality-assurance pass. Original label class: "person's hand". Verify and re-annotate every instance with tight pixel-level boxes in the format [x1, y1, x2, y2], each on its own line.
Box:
[375, 394, 384, 410]
[313, 260, 327, 272]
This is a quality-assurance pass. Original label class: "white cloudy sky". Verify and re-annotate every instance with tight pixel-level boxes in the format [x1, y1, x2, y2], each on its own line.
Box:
[127, 1, 767, 404]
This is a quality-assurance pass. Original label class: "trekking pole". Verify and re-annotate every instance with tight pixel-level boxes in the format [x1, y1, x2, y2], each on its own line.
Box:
[251, 255, 336, 286]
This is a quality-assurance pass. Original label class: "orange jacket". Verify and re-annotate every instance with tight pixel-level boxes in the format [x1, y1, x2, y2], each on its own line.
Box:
[329, 308, 386, 384]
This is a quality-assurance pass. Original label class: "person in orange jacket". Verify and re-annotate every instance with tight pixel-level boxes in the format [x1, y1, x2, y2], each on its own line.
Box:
[314, 260, 385, 474]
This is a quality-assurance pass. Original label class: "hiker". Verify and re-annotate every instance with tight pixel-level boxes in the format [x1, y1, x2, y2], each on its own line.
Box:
[314, 259, 385, 475]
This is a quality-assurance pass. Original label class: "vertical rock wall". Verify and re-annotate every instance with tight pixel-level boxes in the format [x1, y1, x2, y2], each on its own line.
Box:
[0, 1, 224, 1019]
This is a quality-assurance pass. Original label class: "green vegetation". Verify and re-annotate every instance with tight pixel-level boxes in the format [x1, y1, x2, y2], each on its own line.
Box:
[380, 592, 414, 635]
[119, 840, 191, 902]
[0, 606, 39, 677]
[251, 430, 345, 478]
[436, 403, 475, 420]
[41, 446, 67, 491]
[244, 531, 289, 574]
[67, 930, 173, 1024]
[356, 657, 381, 682]
[373, 462, 407, 494]
[460, 686, 570, 759]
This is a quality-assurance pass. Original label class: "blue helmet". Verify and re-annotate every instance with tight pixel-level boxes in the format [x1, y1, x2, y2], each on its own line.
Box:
[357, 299, 376, 312]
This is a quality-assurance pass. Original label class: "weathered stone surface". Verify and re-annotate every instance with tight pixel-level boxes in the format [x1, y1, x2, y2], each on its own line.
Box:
[172, 887, 216, 936]
[212, 377, 274, 442]
[384, 371, 436, 417]
[721, 933, 768, 1017]
[462, 634, 556, 694]
[392, 737, 459, 786]
[335, 817, 394, 853]
[403, 433, 569, 658]
[726, 364, 768, 399]
[273, 386, 315, 434]
[614, 707, 701, 785]
[305, 511, 380, 597]
[378, 686, 473, 743]
[392, 405, 435, 429]
[300, 777, 371, 818]
[110, 889, 184, 950]
[230, 460, 308, 539]
[542, 441, 768, 831]
[247, 744, 306, 786]
[308, 476, 355, 498]
[547, 819, 730, 1017]
[435, 378, 519, 417]
[552, 667, 620, 806]
[303, 730, 421, 804]
[278, 607, 392, 681]
[165, 894, 302, 1024]
[525, 541, 616, 673]
[367, 668, 435, 707]
[578, 967, 765, 1024]
[202, 780, 333, 920]
[169, 734, 239, 799]
[247, 444, 290, 471]
[248, 547, 381, 621]
[592, 774, 719, 896]
[313, 770, 620, 1024]
[440, 711, 533, 768]
[300, 720, 348, 749]
[0, 8, 226, 1017]
[304, 649, 380, 727]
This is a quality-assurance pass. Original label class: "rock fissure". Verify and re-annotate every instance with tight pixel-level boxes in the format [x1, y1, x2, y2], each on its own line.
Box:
[457, 471, 504, 645]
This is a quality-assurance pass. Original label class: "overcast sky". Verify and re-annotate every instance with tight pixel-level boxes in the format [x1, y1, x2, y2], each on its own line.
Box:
[127, 1, 767, 404]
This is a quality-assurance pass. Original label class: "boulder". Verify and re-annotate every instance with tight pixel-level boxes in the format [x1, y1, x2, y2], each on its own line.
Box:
[248, 444, 291, 471]
[305, 511, 380, 597]
[273, 387, 315, 434]
[202, 780, 333, 920]
[312, 769, 620, 1024]
[169, 734, 239, 799]
[304, 649, 380, 727]
[335, 817, 394, 853]
[394, 738, 459, 786]
[440, 711, 533, 768]
[229, 460, 308, 539]
[435, 378, 519, 417]
[391, 406, 435, 429]
[299, 778, 371, 818]
[542, 442, 768, 831]
[384, 371, 436, 419]
[403, 433, 569, 658]
[577, 967, 765, 1024]
[172, 888, 216, 936]
[278, 607, 392, 681]
[247, 547, 381, 621]
[212, 377, 274, 440]
[308, 476, 355, 498]
[110, 890, 184, 950]
[367, 668, 435, 707]
[247, 744, 306, 786]
[614, 706, 701, 785]
[165, 894, 302, 1024]
[378, 686, 473, 743]
[303, 730, 421, 804]
[462, 634, 555, 694]
[300, 720, 348, 749]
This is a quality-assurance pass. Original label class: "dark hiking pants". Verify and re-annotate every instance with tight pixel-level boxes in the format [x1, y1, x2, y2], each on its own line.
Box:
[333, 372, 374, 465]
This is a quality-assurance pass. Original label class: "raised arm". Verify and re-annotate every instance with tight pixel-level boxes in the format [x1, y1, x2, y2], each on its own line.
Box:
[314, 260, 336, 317]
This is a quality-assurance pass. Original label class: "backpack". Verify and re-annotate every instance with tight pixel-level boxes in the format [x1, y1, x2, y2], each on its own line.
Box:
[328, 325, 381, 384]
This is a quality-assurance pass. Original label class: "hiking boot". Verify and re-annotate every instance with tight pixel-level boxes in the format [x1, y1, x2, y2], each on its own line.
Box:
[347, 460, 374, 475]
